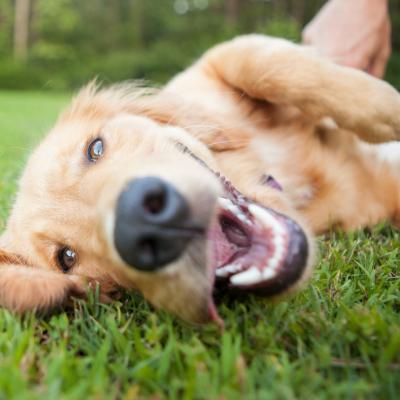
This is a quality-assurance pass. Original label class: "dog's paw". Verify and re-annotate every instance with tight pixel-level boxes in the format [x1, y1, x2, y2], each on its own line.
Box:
[352, 79, 400, 143]
[0, 266, 86, 314]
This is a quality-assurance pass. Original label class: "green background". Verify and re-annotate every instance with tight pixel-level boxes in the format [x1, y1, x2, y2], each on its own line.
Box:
[1, 0, 400, 90]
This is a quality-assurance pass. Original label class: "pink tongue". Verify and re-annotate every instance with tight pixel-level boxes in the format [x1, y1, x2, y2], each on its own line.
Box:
[208, 221, 239, 268]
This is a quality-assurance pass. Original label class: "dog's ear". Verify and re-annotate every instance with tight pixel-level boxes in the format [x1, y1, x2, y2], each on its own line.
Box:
[0, 247, 84, 314]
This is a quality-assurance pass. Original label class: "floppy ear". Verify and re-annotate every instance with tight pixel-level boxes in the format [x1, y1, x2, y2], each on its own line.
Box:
[0, 248, 85, 314]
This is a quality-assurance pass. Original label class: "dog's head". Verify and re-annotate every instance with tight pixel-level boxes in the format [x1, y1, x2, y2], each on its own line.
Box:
[0, 84, 314, 324]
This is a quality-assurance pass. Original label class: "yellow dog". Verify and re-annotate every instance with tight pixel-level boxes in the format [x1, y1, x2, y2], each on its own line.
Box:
[1, 35, 400, 324]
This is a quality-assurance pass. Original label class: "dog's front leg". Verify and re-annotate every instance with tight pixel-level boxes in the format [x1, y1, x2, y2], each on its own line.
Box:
[201, 34, 400, 144]
[0, 250, 85, 313]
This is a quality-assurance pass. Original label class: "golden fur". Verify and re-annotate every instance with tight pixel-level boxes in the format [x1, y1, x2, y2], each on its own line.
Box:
[1, 35, 400, 323]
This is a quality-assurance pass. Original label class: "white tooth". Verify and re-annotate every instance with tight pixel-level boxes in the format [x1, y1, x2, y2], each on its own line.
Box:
[216, 268, 230, 278]
[226, 264, 240, 273]
[248, 204, 285, 235]
[230, 267, 263, 286]
[217, 197, 232, 210]
[237, 214, 252, 226]
[267, 256, 280, 271]
[216, 263, 241, 277]
[217, 197, 253, 225]
[228, 204, 241, 215]
[273, 235, 285, 250]
[261, 267, 278, 280]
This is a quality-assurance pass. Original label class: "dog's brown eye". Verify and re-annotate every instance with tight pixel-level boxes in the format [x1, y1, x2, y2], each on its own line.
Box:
[88, 138, 104, 162]
[57, 247, 77, 273]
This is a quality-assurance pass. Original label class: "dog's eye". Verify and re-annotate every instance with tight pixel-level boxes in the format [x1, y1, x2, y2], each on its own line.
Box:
[87, 138, 104, 162]
[57, 247, 77, 273]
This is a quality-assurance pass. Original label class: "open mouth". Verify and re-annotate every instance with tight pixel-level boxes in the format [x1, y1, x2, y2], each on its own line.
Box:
[206, 174, 309, 322]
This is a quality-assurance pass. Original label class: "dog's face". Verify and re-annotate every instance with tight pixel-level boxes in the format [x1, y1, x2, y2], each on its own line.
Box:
[0, 85, 313, 324]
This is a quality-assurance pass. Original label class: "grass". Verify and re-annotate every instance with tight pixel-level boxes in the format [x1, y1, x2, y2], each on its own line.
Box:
[0, 91, 399, 400]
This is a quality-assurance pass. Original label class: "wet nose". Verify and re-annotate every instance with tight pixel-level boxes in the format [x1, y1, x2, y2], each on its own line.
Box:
[114, 177, 196, 271]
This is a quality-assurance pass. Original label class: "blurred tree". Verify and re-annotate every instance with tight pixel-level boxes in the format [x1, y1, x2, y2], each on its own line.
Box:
[0, 0, 13, 56]
[13, 0, 31, 61]
[225, 0, 239, 25]
[0, 0, 398, 90]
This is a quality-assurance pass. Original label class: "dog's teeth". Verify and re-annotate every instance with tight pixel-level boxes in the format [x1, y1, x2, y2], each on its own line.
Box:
[237, 213, 252, 226]
[261, 267, 278, 280]
[218, 197, 232, 210]
[230, 266, 262, 286]
[227, 203, 246, 220]
[267, 255, 280, 271]
[273, 234, 285, 250]
[216, 269, 229, 278]
[218, 197, 252, 226]
[216, 263, 241, 277]
[248, 204, 285, 235]
[228, 204, 241, 216]
[215, 263, 242, 278]
[229, 261, 281, 286]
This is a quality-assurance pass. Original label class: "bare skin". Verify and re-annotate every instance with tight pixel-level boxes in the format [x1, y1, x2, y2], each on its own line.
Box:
[303, 0, 391, 78]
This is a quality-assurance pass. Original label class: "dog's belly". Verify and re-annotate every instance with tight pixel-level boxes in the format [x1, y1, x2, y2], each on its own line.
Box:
[250, 134, 315, 210]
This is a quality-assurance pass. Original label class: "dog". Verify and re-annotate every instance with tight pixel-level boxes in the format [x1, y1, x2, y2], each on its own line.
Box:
[1, 35, 400, 325]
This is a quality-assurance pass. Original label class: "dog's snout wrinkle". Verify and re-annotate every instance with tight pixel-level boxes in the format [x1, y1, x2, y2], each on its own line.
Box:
[114, 177, 199, 271]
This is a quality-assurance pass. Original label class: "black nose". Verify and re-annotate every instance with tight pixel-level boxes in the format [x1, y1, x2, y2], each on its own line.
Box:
[114, 177, 197, 271]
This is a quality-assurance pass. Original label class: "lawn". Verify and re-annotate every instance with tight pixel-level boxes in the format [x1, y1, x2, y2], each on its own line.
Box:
[0, 91, 399, 400]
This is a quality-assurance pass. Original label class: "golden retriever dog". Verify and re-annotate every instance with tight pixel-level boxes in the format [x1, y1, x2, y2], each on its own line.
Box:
[1, 35, 400, 325]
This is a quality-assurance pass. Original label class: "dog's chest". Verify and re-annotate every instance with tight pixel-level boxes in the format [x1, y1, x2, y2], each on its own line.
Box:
[250, 135, 315, 209]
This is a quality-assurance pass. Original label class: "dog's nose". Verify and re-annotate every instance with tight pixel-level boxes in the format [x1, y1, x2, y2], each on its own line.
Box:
[114, 177, 196, 271]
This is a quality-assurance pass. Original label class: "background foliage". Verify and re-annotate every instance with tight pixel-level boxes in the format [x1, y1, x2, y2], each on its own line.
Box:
[1, 0, 400, 91]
